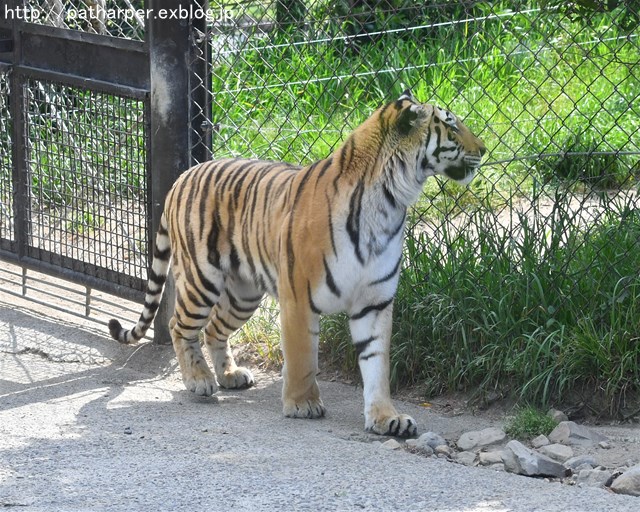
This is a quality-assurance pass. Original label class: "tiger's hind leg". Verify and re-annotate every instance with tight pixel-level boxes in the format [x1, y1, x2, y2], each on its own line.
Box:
[203, 277, 262, 389]
[279, 296, 325, 419]
[170, 267, 224, 397]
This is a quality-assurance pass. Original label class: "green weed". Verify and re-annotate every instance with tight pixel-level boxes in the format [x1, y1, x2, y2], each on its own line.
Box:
[505, 406, 558, 440]
[320, 193, 640, 415]
[232, 298, 283, 370]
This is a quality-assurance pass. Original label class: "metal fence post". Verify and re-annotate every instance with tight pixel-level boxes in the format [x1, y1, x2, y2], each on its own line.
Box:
[147, 0, 193, 344]
[190, 0, 212, 164]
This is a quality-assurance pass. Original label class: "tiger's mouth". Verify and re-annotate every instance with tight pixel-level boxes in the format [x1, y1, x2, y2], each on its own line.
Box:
[443, 154, 483, 184]
[443, 163, 477, 184]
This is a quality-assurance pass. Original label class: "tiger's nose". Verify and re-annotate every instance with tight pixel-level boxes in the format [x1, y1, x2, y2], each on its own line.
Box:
[478, 144, 487, 157]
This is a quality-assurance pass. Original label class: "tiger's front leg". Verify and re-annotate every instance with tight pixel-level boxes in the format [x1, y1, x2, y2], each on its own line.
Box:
[349, 300, 417, 437]
[279, 297, 326, 419]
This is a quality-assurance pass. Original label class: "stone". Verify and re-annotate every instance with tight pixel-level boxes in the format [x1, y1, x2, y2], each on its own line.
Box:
[537, 443, 574, 463]
[610, 464, 640, 497]
[434, 445, 452, 458]
[547, 408, 569, 422]
[454, 451, 477, 466]
[478, 451, 504, 466]
[598, 441, 612, 450]
[457, 427, 507, 451]
[576, 468, 612, 489]
[406, 438, 434, 456]
[547, 421, 608, 446]
[564, 455, 597, 471]
[380, 439, 402, 451]
[415, 432, 447, 451]
[502, 440, 568, 478]
[531, 434, 550, 449]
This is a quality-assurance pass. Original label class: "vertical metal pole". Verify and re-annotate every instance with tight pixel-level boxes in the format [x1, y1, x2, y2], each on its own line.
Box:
[8, 1, 29, 269]
[190, 0, 212, 164]
[147, 0, 193, 344]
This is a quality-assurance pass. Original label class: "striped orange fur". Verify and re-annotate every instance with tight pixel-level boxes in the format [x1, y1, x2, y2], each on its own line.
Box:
[109, 91, 486, 436]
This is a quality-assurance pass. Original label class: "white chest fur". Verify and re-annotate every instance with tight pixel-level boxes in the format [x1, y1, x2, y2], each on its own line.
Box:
[311, 188, 406, 316]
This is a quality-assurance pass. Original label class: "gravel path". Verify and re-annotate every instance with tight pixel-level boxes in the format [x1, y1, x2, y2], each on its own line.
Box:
[1, 300, 639, 512]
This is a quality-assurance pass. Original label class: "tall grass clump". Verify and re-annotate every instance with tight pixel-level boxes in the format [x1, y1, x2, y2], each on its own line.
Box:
[321, 193, 640, 415]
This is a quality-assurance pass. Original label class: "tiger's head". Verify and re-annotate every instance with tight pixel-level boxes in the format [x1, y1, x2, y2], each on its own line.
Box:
[372, 90, 486, 205]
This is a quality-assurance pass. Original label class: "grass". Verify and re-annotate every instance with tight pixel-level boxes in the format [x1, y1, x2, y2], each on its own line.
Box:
[211, 5, 640, 415]
[210, 4, 639, 215]
[231, 298, 283, 370]
[505, 406, 559, 440]
[319, 190, 640, 414]
[3, 4, 639, 415]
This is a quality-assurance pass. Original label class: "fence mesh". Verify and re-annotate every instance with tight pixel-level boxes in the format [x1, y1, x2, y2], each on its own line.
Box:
[23, 78, 149, 288]
[194, 0, 640, 264]
[0, 71, 12, 251]
[25, 0, 145, 40]
[189, 1, 640, 402]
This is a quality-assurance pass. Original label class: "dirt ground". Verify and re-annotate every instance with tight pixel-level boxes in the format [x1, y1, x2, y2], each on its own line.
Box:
[2, 259, 640, 511]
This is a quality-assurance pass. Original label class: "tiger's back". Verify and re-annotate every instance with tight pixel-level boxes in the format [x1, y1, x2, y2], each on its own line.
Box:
[109, 91, 486, 437]
[165, 158, 302, 298]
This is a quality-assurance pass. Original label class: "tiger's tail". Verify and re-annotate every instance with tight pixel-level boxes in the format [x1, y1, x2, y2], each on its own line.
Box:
[108, 214, 171, 344]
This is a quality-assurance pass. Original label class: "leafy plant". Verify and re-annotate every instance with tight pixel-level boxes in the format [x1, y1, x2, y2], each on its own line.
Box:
[542, 132, 630, 188]
[505, 406, 559, 440]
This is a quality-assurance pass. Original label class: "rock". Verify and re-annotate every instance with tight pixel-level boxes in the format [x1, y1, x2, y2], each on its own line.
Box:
[454, 451, 477, 466]
[478, 451, 504, 466]
[547, 408, 569, 422]
[434, 445, 452, 458]
[598, 441, 612, 450]
[380, 439, 402, 451]
[124, 427, 132, 435]
[564, 455, 597, 471]
[547, 421, 608, 446]
[577, 468, 612, 488]
[502, 440, 568, 478]
[610, 464, 640, 497]
[415, 432, 447, 451]
[457, 427, 506, 451]
[538, 443, 574, 463]
[406, 438, 434, 456]
[531, 434, 550, 449]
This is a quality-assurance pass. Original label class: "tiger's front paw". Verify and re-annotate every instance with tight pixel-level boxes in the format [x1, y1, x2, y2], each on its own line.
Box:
[217, 367, 255, 389]
[283, 398, 326, 419]
[367, 413, 417, 438]
[183, 368, 218, 397]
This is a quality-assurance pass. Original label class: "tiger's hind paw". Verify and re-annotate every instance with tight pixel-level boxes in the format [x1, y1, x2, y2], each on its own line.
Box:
[367, 414, 417, 438]
[217, 367, 255, 389]
[283, 398, 326, 419]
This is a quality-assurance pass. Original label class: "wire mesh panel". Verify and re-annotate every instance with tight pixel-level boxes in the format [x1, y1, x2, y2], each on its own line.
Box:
[23, 78, 149, 291]
[24, 0, 146, 40]
[0, 71, 12, 251]
[192, 1, 640, 407]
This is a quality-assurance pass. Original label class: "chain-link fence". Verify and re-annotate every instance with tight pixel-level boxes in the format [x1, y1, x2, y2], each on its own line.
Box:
[189, 1, 640, 405]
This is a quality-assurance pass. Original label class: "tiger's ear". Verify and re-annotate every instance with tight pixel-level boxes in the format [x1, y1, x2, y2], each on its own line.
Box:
[396, 103, 427, 135]
[398, 89, 415, 102]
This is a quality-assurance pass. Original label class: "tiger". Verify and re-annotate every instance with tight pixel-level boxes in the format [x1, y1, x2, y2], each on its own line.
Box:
[109, 90, 486, 437]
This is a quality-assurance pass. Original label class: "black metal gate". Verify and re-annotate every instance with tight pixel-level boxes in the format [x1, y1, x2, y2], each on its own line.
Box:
[0, 0, 208, 342]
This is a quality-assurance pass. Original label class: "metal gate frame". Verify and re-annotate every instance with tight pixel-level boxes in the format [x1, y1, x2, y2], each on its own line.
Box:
[0, 0, 208, 343]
